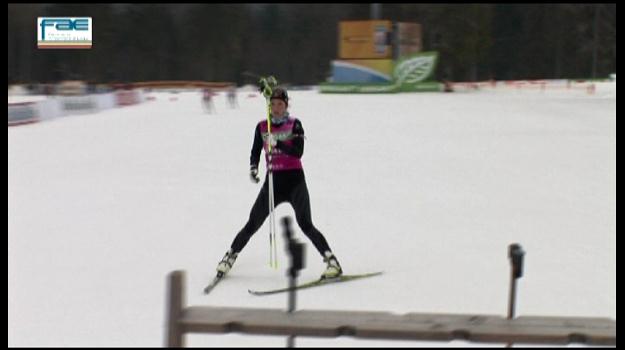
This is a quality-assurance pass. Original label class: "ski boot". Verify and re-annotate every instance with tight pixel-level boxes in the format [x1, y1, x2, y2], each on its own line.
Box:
[321, 251, 343, 279]
[216, 249, 238, 277]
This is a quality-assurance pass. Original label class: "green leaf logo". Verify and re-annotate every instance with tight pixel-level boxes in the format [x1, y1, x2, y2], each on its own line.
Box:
[394, 52, 437, 84]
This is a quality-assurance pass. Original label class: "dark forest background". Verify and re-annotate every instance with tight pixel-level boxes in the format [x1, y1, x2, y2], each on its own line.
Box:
[8, 4, 616, 85]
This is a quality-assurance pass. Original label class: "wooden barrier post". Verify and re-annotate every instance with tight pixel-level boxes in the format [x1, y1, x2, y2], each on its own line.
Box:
[166, 270, 186, 347]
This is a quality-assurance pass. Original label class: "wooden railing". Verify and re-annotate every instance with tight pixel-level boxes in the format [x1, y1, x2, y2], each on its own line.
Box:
[165, 270, 616, 347]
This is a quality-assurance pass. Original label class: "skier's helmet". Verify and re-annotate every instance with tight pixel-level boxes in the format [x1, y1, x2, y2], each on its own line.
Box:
[270, 87, 289, 106]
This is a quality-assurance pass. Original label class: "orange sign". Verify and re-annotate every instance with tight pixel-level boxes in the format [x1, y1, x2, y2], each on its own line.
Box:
[339, 20, 392, 59]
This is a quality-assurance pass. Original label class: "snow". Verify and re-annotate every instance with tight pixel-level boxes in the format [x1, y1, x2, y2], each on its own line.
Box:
[8, 94, 49, 104]
[8, 84, 616, 347]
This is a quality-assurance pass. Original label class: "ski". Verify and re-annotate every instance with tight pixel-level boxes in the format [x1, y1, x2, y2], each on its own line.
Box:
[203, 272, 225, 294]
[248, 271, 383, 296]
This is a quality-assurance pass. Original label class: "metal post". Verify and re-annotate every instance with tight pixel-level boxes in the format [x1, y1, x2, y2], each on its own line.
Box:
[507, 244, 525, 347]
[370, 4, 381, 20]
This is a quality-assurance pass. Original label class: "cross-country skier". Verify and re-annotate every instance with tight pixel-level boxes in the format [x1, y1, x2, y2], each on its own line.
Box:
[202, 87, 215, 113]
[215, 87, 342, 279]
[227, 85, 238, 108]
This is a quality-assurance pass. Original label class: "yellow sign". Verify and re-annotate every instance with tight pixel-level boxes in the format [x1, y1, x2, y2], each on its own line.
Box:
[339, 20, 392, 59]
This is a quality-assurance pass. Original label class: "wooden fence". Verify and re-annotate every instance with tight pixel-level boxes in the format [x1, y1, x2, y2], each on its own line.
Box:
[165, 270, 616, 347]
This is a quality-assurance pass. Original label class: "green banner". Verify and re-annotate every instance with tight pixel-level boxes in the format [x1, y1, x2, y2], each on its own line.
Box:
[398, 81, 442, 92]
[319, 83, 398, 93]
[320, 51, 440, 93]
[319, 82, 441, 93]
[393, 51, 438, 87]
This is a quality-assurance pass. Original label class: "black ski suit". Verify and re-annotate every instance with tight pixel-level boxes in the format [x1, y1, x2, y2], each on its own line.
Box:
[229, 118, 332, 256]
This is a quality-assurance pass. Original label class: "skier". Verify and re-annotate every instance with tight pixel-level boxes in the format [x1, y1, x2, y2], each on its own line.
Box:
[202, 87, 215, 113]
[215, 87, 342, 279]
[227, 85, 238, 108]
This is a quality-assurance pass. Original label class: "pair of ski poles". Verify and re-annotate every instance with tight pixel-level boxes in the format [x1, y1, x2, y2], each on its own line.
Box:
[259, 76, 279, 269]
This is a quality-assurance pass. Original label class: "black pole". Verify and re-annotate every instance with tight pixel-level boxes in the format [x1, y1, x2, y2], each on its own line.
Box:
[591, 4, 599, 79]
[283, 217, 305, 348]
[507, 243, 525, 347]
[370, 4, 381, 20]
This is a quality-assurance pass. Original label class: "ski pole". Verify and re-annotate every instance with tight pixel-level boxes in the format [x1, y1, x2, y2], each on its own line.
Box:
[268, 164, 276, 268]
[260, 76, 278, 269]
[266, 87, 275, 269]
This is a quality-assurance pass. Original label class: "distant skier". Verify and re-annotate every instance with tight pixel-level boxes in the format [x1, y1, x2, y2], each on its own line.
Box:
[202, 87, 215, 113]
[215, 87, 342, 279]
[227, 85, 238, 108]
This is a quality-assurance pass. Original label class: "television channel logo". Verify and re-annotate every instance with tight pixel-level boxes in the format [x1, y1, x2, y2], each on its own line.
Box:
[38, 17, 92, 49]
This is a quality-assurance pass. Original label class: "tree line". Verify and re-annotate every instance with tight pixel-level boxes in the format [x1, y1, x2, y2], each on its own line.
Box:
[8, 4, 616, 85]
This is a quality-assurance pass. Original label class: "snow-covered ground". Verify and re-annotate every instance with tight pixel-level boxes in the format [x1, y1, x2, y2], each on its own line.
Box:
[8, 84, 616, 347]
[8, 94, 49, 104]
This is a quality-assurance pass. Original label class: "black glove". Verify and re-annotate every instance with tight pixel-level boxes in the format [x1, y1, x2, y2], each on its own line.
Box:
[250, 165, 260, 183]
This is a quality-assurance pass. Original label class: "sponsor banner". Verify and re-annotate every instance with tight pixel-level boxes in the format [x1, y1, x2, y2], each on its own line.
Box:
[321, 52, 441, 93]
[331, 59, 394, 83]
[339, 20, 392, 59]
[319, 82, 441, 94]
[60, 95, 97, 113]
[88, 93, 117, 110]
[319, 83, 398, 93]
[398, 81, 442, 92]
[393, 51, 438, 85]
[8, 102, 40, 126]
[396, 22, 422, 59]
[116, 90, 140, 106]
[57, 80, 87, 95]
[36, 99, 63, 120]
